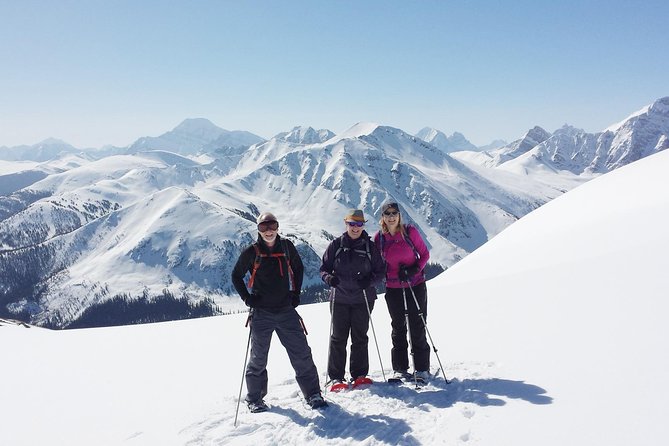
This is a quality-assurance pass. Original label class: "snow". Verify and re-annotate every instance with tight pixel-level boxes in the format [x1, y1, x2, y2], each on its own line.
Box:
[3, 149, 669, 445]
[0, 159, 39, 174]
[604, 104, 651, 133]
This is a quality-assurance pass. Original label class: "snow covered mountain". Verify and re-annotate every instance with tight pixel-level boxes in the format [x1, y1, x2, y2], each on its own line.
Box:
[3, 148, 668, 445]
[451, 126, 552, 168]
[0, 124, 548, 328]
[274, 126, 336, 144]
[0, 138, 81, 162]
[455, 97, 669, 175]
[1, 98, 668, 329]
[415, 127, 477, 152]
[128, 118, 265, 155]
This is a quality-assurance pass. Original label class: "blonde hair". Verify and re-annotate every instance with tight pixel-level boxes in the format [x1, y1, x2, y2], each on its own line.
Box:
[380, 210, 406, 236]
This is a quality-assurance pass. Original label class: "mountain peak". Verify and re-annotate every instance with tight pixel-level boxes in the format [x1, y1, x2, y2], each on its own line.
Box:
[338, 122, 382, 139]
[172, 118, 226, 134]
[35, 137, 73, 147]
[275, 126, 335, 144]
[416, 127, 476, 153]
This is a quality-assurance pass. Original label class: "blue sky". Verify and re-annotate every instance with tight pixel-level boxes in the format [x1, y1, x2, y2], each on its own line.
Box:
[1, 0, 667, 148]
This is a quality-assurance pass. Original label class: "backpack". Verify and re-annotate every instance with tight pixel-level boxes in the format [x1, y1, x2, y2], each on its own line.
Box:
[247, 240, 296, 291]
[377, 224, 421, 264]
[334, 236, 372, 263]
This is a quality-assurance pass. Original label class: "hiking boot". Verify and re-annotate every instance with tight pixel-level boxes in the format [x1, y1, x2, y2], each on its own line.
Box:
[307, 393, 328, 409]
[246, 399, 268, 413]
[414, 370, 430, 383]
[351, 376, 373, 388]
[392, 370, 410, 381]
[329, 379, 350, 392]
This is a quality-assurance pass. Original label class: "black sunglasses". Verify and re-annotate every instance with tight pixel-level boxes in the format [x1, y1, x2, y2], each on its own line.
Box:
[258, 221, 279, 232]
[383, 211, 399, 216]
[346, 221, 365, 227]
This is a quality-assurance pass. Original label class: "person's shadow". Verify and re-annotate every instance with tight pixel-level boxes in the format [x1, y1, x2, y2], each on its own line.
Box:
[182, 377, 552, 445]
[271, 404, 421, 445]
[368, 377, 553, 409]
[269, 377, 551, 443]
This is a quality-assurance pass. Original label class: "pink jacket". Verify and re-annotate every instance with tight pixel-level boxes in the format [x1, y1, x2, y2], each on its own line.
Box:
[374, 225, 430, 289]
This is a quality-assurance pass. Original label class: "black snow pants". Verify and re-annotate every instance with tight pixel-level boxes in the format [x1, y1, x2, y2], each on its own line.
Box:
[384, 282, 430, 372]
[327, 300, 374, 381]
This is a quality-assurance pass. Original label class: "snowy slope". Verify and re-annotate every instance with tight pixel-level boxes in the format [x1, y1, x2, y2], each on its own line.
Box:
[3, 149, 668, 445]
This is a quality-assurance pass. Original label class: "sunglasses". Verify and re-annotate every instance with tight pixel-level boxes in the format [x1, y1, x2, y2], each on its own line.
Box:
[257, 221, 279, 232]
[383, 211, 399, 216]
[346, 221, 365, 227]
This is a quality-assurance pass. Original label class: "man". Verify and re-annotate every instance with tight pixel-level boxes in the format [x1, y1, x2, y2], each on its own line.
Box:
[231, 211, 327, 412]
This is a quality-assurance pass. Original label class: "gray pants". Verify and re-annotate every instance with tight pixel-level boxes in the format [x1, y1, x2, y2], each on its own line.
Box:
[245, 307, 320, 402]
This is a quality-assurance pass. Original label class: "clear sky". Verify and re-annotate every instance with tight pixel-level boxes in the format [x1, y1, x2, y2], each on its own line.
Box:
[1, 0, 668, 148]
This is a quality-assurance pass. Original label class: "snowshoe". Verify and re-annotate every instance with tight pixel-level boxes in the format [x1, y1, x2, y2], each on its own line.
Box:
[388, 370, 411, 384]
[329, 379, 350, 392]
[351, 376, 373, 389]
[414, 370, 431, 383]
[307, 393, 328, 409]
[246, 399, 269, 413]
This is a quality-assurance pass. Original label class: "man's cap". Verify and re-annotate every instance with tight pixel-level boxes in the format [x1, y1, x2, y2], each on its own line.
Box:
[257, 212, 278, 224]
[344, 209, 367, 222]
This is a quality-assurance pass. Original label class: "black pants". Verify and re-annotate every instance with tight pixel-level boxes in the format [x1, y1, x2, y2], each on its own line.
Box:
[245, 307, 320, 402]
[384, 282, 430, 372]
[328, 301, 374, 381]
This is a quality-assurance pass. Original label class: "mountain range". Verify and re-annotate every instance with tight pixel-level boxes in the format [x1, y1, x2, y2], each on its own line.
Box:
[1, 97, 667, 328]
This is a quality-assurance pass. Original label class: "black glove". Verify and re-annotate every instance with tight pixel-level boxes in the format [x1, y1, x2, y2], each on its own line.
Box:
[328, 275, 340, 287]
[245, 294, 260, 308]
[357, 276, 371, 289]
[290, 291, 300, 308]
[398, 265, 420, 282]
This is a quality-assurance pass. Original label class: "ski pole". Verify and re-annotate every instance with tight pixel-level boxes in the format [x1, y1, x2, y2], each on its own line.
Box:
[297, 313, 308, 335]
[362, 288, 387, 382]
[323, 294, 335, 393]
[402, 286, 418, 387]
[407, 283, 449, 384]
[234, 310, 254, 427]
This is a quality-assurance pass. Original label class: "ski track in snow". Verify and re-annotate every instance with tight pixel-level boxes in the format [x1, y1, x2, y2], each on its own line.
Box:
[179, 362, 551, 445]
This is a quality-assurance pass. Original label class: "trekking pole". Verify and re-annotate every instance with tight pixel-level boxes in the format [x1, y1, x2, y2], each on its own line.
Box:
[407, 283, 449, 384]
[362, 287, 387, 382]
[234, 310, 254, 427]
[402, 287, 418, 386]
[297, 312, 308, 335]
[323, 296, 335, 394]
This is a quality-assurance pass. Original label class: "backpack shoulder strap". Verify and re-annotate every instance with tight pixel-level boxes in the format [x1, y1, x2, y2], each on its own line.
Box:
[363, 236, 372, 262]
[402, 224, 420, 262]
[247, 243, 262, 289]
[376, 231, 386, 261]
[281, 239, 296, 292]
[333, 236, 346, 259]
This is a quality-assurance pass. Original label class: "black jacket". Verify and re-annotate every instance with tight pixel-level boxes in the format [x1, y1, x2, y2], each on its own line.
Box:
[231, 234, 304, 310]
[319, 231, 385, 305]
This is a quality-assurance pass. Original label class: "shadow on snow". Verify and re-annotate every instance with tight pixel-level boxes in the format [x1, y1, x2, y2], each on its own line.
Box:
[368, 377, 553, 408]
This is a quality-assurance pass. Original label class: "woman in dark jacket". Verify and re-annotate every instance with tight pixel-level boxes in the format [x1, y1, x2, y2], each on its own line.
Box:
[320, 209, 385, 391]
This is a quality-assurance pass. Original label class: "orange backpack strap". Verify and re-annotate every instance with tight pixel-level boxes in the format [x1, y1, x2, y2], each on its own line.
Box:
[247, 244, 262, 289]
[246, 241, 295, 291]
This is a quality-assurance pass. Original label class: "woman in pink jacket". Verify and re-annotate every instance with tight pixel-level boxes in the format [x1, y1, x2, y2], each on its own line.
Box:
[373, 201, 431, 383]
